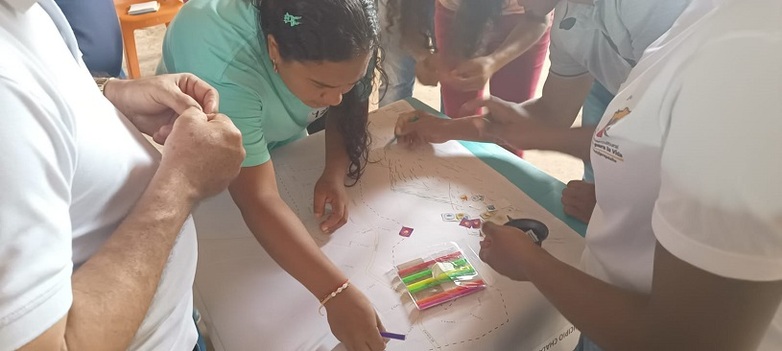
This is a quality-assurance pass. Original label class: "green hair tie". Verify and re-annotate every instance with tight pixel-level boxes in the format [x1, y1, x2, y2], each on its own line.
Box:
[283, 12, 302, 27]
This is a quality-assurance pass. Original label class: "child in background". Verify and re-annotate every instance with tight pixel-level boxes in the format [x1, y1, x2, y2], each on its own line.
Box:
[395, 0, 690, 223]
[385, 0, 551, 156]
[434, 0, 551, 122]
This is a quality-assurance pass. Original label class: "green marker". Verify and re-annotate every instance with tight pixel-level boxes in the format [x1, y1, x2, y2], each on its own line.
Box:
[401, 257, 469, 284]
[406, 265, 476, 294]
[385, 113, 421, 148]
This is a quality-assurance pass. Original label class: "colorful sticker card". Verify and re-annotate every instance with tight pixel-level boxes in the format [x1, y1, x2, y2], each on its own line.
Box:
[441, 213, 457, 222]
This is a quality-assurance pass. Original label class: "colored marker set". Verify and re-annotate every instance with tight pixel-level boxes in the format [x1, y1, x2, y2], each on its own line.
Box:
[395, 243, 486, 310]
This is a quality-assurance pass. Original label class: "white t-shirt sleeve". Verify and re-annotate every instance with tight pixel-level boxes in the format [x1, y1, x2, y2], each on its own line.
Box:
[652, 32, 782, 281]
[0, 77, 75, 348]
[617, 0, 690, 62]
[548, 35, 590, 78]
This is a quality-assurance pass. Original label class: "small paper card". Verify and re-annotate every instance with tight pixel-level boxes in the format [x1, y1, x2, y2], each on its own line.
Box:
[128, 1, 160, 15]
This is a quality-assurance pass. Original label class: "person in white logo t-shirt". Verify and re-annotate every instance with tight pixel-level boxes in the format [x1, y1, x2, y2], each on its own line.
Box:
[393, 0, 691, 224]
[476, 0, 782, 350]
[0, 0, 244, 349]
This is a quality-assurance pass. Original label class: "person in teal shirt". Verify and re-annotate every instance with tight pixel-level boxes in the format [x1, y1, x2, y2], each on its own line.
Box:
[160, 0, 387, 349]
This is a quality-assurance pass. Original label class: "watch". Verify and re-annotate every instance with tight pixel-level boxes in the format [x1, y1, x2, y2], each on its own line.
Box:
[94, 76, 115, 96]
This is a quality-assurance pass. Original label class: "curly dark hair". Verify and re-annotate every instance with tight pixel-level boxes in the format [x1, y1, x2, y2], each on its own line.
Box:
[253, 0, 385, 183]
[386, 0, 503, 59]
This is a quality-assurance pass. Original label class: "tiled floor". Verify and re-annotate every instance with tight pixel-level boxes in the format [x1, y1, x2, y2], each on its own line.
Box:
[131, 26, 583, 183]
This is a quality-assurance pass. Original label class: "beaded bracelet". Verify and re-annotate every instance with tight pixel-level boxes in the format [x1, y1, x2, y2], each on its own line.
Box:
[318, 280, 350, 315]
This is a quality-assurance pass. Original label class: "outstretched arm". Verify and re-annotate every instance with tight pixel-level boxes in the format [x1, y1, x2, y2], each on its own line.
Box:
[395, 74, 595, 161]
[229, 162, 385, 351]
[519, 73, 594, 127]
[479, 223, 782, 351]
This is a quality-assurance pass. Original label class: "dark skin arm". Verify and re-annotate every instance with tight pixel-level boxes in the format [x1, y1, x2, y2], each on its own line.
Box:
[520, 73, 594, 127]
[395, 93, 596, 161]
[479, 223, 782, 351]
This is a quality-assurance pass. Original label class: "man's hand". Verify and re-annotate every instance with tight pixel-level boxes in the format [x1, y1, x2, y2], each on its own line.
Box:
[159, 108, 245, 201]
[561, 180, 596, 224]
[313, 175, 349, 234]
[104, 74, 220, 144]
[442, 56, 497, 92]
[326, 287, 387, 351]
[479, 222, 538, 281]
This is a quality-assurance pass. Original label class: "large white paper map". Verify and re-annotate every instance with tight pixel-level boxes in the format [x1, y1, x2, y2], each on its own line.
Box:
[192, 101, 585, 351]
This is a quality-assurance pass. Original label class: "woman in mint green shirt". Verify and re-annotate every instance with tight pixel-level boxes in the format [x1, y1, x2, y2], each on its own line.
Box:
[160, 0, 387, 349]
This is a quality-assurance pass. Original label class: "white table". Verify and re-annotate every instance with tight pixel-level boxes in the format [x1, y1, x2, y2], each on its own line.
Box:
[192, 100, 585, 351]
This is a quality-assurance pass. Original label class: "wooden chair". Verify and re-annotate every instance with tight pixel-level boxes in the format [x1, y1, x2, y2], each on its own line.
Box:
[114, 0, 183, 79]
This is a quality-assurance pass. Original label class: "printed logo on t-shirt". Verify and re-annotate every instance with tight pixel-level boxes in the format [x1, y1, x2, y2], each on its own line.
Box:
[593, 107, 630, 163]
[308, 107, 329, 123]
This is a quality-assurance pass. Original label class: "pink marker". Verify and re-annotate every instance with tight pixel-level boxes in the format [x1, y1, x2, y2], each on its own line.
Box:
[416, 282, 485, 309]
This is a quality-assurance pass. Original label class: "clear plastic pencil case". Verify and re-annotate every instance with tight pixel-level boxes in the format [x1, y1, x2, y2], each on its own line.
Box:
[395, 242, 487, 310]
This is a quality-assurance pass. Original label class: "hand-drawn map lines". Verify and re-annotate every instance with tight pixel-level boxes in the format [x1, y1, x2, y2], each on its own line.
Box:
[362, 151, 514, 350]
[428, 286, 511, 350]
[272, 124, 517, 350]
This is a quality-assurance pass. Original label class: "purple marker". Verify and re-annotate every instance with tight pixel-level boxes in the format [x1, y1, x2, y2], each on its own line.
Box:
[380, 331, 406, 341]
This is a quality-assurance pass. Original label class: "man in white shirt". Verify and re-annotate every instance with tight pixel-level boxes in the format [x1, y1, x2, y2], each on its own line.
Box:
[0, 0, 244, 349]
[477, 0, 782, 349]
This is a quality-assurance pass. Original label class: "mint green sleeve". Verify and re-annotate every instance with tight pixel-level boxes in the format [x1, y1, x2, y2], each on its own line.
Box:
[159, 60, 272, 167]
[213, 81, 271, 167]
[161, 41, 272, 167]
[159, 0, 271, 167]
